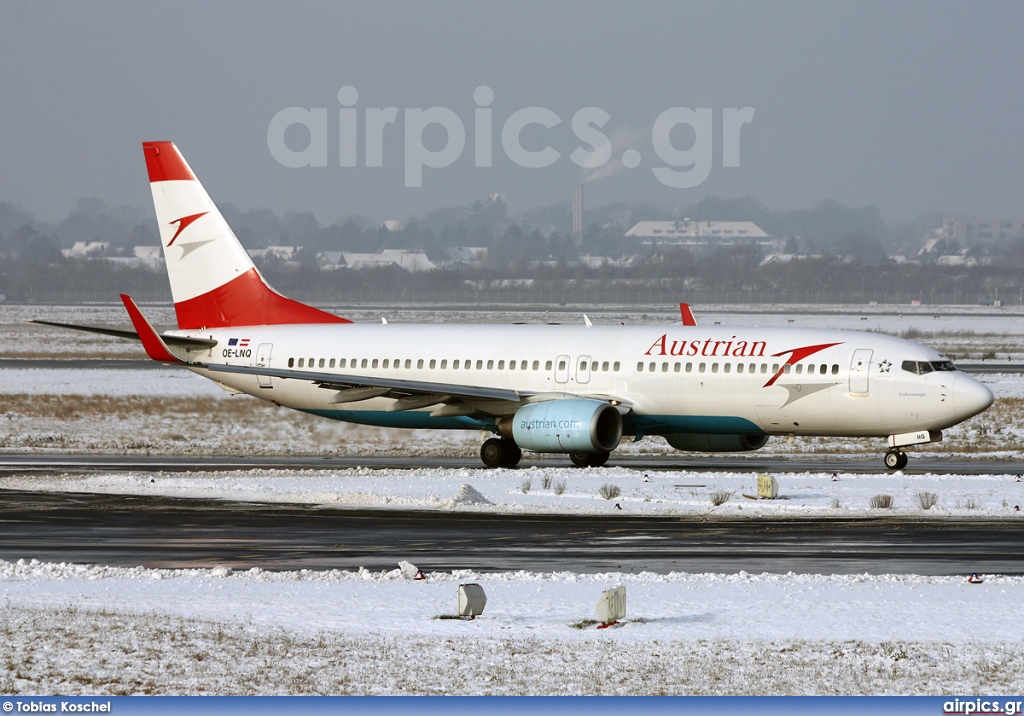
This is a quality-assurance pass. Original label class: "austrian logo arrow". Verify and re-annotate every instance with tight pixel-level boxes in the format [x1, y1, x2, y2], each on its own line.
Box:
[762, 342, 843, 388]
[167, 211, 209, 247]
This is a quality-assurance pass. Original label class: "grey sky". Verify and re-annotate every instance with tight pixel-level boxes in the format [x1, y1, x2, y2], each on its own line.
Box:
[1, 1, 1021, 225]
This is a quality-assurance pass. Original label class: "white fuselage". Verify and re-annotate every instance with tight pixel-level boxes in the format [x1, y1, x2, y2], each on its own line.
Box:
[169, 322, 993, 441]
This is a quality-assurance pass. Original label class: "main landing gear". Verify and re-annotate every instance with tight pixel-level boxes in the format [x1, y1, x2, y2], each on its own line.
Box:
[883, 449, 908, 471]
[480, 438, 522, 468]
[569, 451, 610, 468]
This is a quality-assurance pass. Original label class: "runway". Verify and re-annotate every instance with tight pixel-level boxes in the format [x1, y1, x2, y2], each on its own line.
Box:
[0, 488, 1022, 575]
[1, 452, 1022, 475]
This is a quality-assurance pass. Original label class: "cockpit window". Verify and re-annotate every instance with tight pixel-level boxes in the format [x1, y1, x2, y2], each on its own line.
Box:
[902, 359, 957, 375]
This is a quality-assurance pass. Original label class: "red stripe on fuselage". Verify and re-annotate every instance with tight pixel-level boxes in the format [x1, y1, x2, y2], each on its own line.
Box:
[143, 141, 195, 182]
[174, 268, 351, 329]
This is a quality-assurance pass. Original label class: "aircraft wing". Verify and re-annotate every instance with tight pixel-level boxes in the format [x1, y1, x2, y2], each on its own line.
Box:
[197, 362, 632, 416]
[199, 361, 525, 403]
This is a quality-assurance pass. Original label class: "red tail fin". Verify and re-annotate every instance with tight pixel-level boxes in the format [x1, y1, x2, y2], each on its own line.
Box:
[144, 141, 350, 329]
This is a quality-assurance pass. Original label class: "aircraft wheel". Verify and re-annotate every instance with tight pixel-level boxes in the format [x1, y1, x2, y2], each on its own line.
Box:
[587, 451, 610, 468]
[501, 443, 523, 468]
[480, 438, 507, 468]
[569, 452, 591, 467]
[884, 449, 906, 470]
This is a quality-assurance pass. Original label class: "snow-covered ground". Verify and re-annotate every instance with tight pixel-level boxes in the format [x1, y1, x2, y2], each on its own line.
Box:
[2, 561, 1023, 694]
[3, 467, 1024, 517]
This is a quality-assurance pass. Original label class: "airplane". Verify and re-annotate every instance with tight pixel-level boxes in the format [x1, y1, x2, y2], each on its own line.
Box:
[36, 141, 995, 471]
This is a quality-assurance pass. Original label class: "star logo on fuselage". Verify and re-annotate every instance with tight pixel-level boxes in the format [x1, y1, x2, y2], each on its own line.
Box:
[878, 359, 892, 373]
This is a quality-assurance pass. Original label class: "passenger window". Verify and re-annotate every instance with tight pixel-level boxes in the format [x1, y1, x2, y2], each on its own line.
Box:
[558, 360, 566, 371]
[724, 363, 731, 374]
[339, 358, 346, 369]
[602, 361, 609, 371]
[659, 362, 666, 372]
[309, 357, 315, 367]
[318, 358, 325, 368]
[534, 360, 541, 370]
[417, 359, 424, 369]
[329, 358, 335, 368]
[737, 363, 744, 374]
[637, 362, 644, 372]
[580, 361, 587, 371]
[832, 364, 839, 375]
[453, 360, 460, 369]
[361, 359, 368, 369]
[372, 359, 378, 369]
[288, 358, 295, 368]
[382, 359, 388, 369]
[806, 364, 814, 375]
[477, 360, 483, 369]
[441, 359, 447, 369]
[545, 360, 553, 370]
[297, 358, 304, 368]
[405, 359, 412, 369]
[613, 362, 620, 371]
[509, 361, 516, 371]
[761, 364, 768, 374]
[429, 359, 436, 369]
[498, 360, 505, 370]
[686, 362, 693, 372]
[674, 362, 680, 373]
[712, 363, 719, 373]
[795, 364, 802, 374]
[648, 362, 655, 372]
[699, 363, 706, 373]
[772, 363, 780, 373]
[784, 364, 791, 373]
[749, 363, 755, 373]
[820, 364, 827, 374]
[486, 360, 494, 370]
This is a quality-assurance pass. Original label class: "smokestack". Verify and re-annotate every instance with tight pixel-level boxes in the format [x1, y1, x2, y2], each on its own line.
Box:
[572, 184, 584, 247]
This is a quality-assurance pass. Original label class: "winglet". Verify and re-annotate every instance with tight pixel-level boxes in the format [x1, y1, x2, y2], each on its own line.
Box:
[120, 294, 182, 363]
[679, 303, 698, 326]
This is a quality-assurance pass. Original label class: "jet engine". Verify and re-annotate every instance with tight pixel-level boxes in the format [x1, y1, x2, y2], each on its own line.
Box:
[510, 399, 623, 453]
[664, 433, 769, 452]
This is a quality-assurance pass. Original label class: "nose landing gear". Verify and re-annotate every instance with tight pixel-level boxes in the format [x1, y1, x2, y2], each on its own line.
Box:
[883, 448, 908, 471]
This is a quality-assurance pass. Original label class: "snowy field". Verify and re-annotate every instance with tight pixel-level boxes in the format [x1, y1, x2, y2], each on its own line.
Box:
[2, 561, 1024, 694]
[2, 304, 1024, 694]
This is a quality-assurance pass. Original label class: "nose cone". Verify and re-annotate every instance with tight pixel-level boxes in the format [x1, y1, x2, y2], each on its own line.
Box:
[953, 375, 994, 420]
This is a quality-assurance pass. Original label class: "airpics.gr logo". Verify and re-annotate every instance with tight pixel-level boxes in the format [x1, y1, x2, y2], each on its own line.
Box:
[943, 699, 1023, 715]
[267, 85, 754, 189]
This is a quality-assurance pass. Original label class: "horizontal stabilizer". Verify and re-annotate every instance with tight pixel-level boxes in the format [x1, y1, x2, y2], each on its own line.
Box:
[31, 320, 217, 349]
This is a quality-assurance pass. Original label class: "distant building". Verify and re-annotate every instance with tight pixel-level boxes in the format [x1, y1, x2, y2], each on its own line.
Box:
[318, 250, 438, 273]
[625, 220, 771, 246]
[247, 246, 301, 261]
[943, 218, 1024, 246]
[63, 241, 110, 257]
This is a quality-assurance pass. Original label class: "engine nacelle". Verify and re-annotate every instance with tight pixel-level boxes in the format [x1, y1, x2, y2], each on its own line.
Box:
[665, 433, 769, 452]
[511, 399, 623, 454]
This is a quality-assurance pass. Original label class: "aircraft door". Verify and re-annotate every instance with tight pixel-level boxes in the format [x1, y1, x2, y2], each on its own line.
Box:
[849, 349, 872, 395]
[554, 354, 570, 383]
[256, 343, 273, 388]
[576, 355, 592, 384]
